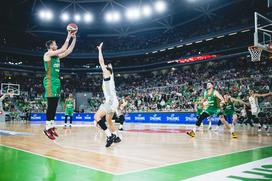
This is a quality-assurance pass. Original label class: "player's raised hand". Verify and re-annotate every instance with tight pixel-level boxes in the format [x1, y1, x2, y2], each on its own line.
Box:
[97, 42, 103, 50]
[71, 33, 76, 39]
[67, 31, 73, 39]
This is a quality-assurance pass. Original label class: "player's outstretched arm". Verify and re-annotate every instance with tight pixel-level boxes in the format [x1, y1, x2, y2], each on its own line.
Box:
[254, 92, 272, 97]
[231, 97, 250, 106]
[97, 42, 107, 73]
[47, 32, 72, 57]
[59, 34, 77, 59]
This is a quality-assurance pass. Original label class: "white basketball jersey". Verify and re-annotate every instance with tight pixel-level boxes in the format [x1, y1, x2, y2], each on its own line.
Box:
[249, 96, 259, 109]
[102, 74, 117, 102]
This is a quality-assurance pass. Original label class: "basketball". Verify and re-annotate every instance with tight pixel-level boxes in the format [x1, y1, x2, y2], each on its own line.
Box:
[66, 23, 78, 34]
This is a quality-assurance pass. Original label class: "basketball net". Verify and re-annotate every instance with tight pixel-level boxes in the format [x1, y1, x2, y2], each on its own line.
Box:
[248, 46, 262, 62]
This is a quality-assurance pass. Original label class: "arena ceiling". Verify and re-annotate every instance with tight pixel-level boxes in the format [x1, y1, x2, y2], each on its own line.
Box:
[0, 0, 263, 38]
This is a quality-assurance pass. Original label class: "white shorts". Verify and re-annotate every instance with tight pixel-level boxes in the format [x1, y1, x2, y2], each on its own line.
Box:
[116, 109, 124, 117]
[251, 107, 260, 116]
[99, 98, 118, 115]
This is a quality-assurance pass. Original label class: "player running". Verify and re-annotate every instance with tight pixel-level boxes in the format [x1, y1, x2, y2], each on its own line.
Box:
[248, 90, 272, 131]
[43, 31, 76, 140]
[94, 42, 120, 147]
[64, 93, 75, 128]
[187, 82, 238, 138]
[217, 93, 248, 133]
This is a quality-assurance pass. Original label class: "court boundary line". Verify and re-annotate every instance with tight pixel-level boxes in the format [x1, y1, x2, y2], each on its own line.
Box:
[0, 144, 116, 175]
[115, 145, 272, 175]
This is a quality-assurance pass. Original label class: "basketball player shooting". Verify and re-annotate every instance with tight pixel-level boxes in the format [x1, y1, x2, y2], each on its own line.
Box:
[94, 42, 120, 147]
[43, 30, 77, 140]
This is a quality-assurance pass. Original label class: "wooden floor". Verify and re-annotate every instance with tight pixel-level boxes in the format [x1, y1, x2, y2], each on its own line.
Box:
[0, 121, 272, 175]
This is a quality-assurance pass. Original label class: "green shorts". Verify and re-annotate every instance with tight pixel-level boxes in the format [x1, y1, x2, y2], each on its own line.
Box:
[43, 77, 61, 98]
[65, 108, 74, 116]
[204, 107, 222, 116]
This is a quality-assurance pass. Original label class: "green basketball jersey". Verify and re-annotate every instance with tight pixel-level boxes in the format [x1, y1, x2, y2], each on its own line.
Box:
[43, 56, 61, 98]
[223, 99, 235, 115]
[65, 99, 74, 109]
[44, 56, 60, 80]
[204, 90, 217, 109]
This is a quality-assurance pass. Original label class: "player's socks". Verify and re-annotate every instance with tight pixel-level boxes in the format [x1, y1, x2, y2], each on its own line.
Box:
[230, 124, 235, 133]
[119, 125, 124, 131]
[105, 129, 112, 137]
[229, 125, 237, 138]
[51, 120, 55, 127]
[46, 120, 51, 130]
[208, 120, 212, 130]
[193, 127, 197, 133]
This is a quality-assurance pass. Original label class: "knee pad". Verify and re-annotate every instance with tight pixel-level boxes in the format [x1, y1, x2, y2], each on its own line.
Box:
[119, 115, 125, 124]
[97, 116, 107, 131]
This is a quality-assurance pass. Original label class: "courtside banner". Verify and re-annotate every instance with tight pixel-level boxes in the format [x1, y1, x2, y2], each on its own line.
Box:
[30, 112, 222, 124]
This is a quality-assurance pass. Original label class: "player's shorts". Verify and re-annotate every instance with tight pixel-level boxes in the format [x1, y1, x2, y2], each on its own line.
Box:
[43, 77, 61, 98]
[251, 107, 260, 117]
[204, 107, 222, 117]
[116, 109, 124, 117]
[65, 108, 74, 117]
[224, 114, 237, 124]
[99, 98, 118, 115]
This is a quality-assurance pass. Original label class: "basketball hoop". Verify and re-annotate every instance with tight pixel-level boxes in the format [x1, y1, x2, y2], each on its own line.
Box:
[248, 46, 262, 62]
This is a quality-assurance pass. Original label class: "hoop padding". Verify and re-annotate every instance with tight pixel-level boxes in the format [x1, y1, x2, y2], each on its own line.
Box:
[248, 46, 262, 62]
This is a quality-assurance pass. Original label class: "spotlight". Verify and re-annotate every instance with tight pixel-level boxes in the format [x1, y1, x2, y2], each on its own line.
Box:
[45, 10, 53, 20]
[154, 1, 167, 13]
[105, 11, 121, 23]
[142, 5, 152, 17]
[84, 12, 93, 23]
[126, 7, 141, 20]
[38, 9, 53, 21]
[38, 10, 46, 19]
[74, 14, 81, 22]
[60, 12, 70, 22]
